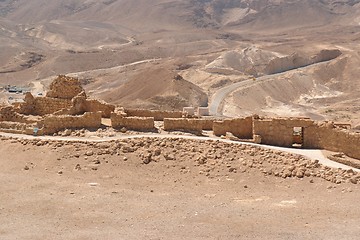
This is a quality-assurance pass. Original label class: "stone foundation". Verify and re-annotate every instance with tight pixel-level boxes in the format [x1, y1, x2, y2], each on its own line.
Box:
[42, 112, 102, 134]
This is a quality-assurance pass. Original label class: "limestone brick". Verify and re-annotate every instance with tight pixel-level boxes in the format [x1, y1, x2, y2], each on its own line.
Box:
[46, 75, 84, 99]
[42, 112, 102, 134]
[163, 118, 208, 133]
[111, 113, 155, 131]
[213, 117, 253, 139]
[124, 109, 183, 121]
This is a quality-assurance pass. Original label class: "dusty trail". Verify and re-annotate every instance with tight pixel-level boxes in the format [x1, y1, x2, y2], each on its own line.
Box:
[38, 58, 162, 83]
[1, 131, 358, 172]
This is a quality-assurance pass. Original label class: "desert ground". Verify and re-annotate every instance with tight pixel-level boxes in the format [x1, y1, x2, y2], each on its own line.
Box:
[0, 0, 360, 239]
[0, 133, 359, 240]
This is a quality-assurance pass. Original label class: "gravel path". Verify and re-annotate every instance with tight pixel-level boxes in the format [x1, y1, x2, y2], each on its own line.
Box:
[1, 131, 358, 172]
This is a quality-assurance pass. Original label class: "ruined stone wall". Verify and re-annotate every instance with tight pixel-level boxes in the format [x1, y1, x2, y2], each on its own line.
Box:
[304, 124, 360, 160]
[83, 99, 115, 118]
[111, 113, 154, 131]
[164, 118, 206, 132]
[42, 112, 102, 134]
[46, 75, 84, 99]
[124, 109, 183, 121]
[17, 94, 72, 116]
[0, 106, 40, 124]
[253, 118, 314, 147]
[213, 117, 253, 139]
[200, 119, 214, 131]
[33, 97, 73, 116]
[0, 121, 27, 134]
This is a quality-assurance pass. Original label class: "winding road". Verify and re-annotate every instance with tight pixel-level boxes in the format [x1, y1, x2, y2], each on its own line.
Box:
[209, 72, 284, 116]
[208, 57, 340, 116]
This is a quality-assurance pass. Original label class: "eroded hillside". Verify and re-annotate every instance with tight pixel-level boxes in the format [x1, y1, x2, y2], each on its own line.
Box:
[0, 0, 359, 124]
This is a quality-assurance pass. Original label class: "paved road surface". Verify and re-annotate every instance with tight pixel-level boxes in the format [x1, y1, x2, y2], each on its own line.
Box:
[209, 74, 281, 116]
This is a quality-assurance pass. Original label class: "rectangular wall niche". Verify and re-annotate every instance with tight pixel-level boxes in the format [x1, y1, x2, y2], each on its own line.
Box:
[292, 127, 304, 148]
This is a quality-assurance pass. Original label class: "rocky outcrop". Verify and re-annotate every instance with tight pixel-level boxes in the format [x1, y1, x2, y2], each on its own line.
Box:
[264, 49, 342, 75]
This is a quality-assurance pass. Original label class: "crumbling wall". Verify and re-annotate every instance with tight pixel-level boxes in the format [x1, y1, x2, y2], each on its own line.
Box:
[32, 97, 72, 116]
[55, 95, 115, 118]
[0, 106, 40, 123]
[0, 121, 38, 135]
[82, 99, 115, 118]
[213, 117, 253, 139]
[200, 119, 214, 131]
[253, 118, 313, 147]
[42, 112, 102, 134]
[124, 109, 183, 121]
[17, 93, 72, 116]
[111, 113, 154, 131]
[46, 75, 84, 99]
[304, 123, 360, 160]
[164, 118, 205, 132]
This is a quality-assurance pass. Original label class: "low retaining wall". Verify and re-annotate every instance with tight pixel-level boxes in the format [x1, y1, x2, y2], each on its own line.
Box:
[213, 117, 253, 139]
[111, 113, 154, 131]
[42, 112, 102, 134]
[0, 106, 40, 124]
[164, 118, 210, 132]
[304, 124, 360, 160]
[124, 109, 183, 121]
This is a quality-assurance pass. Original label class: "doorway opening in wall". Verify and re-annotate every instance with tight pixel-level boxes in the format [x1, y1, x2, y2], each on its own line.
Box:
[292, 127, 304, 148]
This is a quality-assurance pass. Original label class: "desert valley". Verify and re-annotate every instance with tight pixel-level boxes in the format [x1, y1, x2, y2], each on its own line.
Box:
[0, 0, 360, 239]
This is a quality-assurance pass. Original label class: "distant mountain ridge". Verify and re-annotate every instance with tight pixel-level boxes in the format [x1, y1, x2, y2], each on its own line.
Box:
[0, 0, 359, 31]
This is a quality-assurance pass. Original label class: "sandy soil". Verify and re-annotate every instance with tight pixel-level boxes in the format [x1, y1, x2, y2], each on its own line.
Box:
[0, 136, 359, 240]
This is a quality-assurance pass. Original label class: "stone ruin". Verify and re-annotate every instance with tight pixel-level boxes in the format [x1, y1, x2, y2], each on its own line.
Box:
[0, 75, 359, 162]
[0, 75, 115, 135]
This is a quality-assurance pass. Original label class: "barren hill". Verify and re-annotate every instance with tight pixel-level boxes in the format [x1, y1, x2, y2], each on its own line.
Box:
[96, 67, 208, 110]
[0, 0, 360, 124]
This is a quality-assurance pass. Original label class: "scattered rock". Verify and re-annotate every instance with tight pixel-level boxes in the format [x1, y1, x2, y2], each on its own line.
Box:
[85, 150, 94, 156]
[164, 153, 175, 161]
[143, 154, 152, 164]
[74, 164, 81, 170]
[350, 177, 358, 184]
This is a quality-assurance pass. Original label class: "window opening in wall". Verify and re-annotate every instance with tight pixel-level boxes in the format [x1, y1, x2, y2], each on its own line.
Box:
[292, 127, 304, 148]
